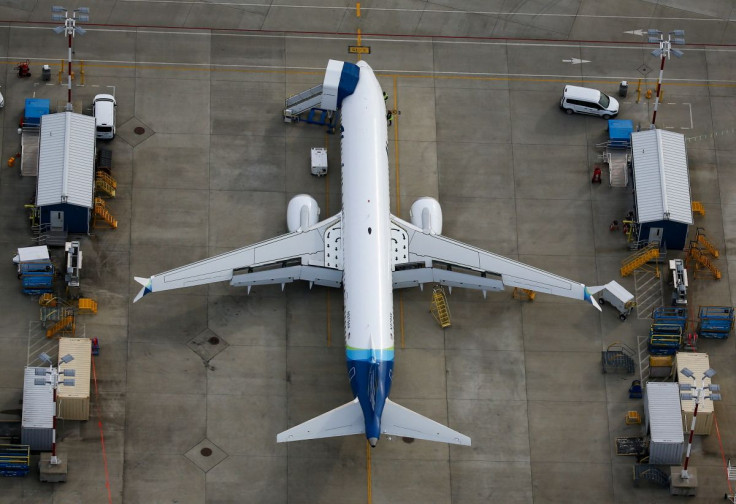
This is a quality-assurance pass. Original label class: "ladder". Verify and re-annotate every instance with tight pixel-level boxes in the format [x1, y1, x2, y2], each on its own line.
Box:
[606, 150, 629, 187]
[430, 286, 451, 328]
[694, 228, 719, 258]
[687, 245, 721, 279]
[77, 298, 98, 314]
[620, 242, 660, 277]
[45, 315, 75, 338]
[95, 178, 116, 198]
[96, 171, 117, 189]
[691, 201, 705, 216]
[94, 197, 118, 229]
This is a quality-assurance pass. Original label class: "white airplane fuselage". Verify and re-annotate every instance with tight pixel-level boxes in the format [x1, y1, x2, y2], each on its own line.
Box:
[340, 61, 394, 446]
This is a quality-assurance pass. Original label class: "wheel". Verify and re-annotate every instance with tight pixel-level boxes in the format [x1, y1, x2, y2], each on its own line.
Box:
[598, 298, 605, 306]
[602, 114, 611, 120]
[565, 108, 573, 115]
[619, 314, 627, 321]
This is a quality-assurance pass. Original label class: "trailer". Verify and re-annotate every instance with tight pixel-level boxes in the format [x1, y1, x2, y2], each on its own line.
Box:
[697, 306, 734, 339]
[589, 281, 635, 320]
[19, 98, 50, 177]
[14, 246, 54, 295]
[0, 444, 30, 477]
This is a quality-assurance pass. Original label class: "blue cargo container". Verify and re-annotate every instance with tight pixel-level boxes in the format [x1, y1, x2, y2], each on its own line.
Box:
[23, 98, 50, 126]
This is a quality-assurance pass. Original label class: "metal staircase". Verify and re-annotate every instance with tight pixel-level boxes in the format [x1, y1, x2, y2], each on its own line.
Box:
[430, 286, 451, 328]
[687, 245, 721, 279]
[77, 298, 98, 314]
[45, 315, 75, 338]
[605, 149, 630, 187]
[601, 342, 635, 373]
[633, 464, 670, 488]
[691, 201, 705, 216]
[283, 84, 324, 121]
[620, 242, 660, 277]
[94, 197, 118, 229]
[694, 228, 719, 258]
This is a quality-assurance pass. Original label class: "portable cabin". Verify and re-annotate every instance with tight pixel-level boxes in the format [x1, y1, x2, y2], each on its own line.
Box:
[21, 367, 55, 451]
[57, 337, 92, 421]
[645, 382, 685, 465]
[676, 352, 715, 435]
[631, 129, 692, 250]
[36, 112, 96, 240]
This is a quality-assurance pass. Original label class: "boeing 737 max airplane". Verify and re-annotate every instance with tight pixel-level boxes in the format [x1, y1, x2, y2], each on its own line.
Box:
[134, 60, 600, 448]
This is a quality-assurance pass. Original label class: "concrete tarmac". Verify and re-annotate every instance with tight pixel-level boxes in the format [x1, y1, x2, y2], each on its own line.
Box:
[1, 1, 736, 502]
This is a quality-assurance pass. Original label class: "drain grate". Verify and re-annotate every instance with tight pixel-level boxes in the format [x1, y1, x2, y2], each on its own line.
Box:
[134, 126, 145, 135]
[200, 447, 212, 457]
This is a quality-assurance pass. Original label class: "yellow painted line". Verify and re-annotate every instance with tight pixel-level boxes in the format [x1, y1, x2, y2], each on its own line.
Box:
[391, 75, 406, 351]
[357, 28, 362, 46]
[366, 440, 372, 504]
[356, 2, 361, 17]
[326, 290, 332, 347]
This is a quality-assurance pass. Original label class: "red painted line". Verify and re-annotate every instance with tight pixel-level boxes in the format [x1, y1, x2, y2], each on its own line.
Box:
[0, 19, 730, 47]
[714, 413, 733, 496]
[92, 356, 113, 504]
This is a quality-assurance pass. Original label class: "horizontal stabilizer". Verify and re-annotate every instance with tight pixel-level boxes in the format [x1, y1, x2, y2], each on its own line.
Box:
[133, 276, 152, 303]
[381, 399, 471, 446]
[277, 398, 364, 443]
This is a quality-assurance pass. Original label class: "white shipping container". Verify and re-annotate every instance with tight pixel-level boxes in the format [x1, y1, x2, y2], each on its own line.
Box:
[645, 382, 684, 465]
[21, 366, 55, 450]
[57, 337, 92, 421]
[676, 352, 715, 435]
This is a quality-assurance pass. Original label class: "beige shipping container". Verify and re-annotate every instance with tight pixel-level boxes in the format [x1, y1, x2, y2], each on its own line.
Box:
[676, 352, 715, 435]
[57, 337, 92, 420]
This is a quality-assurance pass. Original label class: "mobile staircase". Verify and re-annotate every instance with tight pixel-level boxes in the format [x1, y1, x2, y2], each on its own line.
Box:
[430, 286, 451, 328]
[93, 197, 118, 229]
[95, 171, 117, 198]
[283, 84, 337, 131]
[693, 228, 719, 258]
[686, 244, 721, 280]
[633, 464, 670, 488]
[601, 342, 635, 374]
[620, 241, 660, 277]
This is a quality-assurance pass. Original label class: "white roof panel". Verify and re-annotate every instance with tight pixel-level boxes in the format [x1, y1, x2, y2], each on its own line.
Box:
[36, 112, 95, 209]
[22, 367, 55, 428]
[57, 337, 91, 399]
[646, 382, 684, 443]
[632, 129, 693, 225]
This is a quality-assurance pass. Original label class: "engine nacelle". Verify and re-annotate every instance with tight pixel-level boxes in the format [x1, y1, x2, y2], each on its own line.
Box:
[410, 197, 443, 235]
[287, 194, 320, 232]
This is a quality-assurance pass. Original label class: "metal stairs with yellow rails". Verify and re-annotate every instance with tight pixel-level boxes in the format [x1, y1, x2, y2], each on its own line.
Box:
[77, 298, 98, 314]
[94, 197, 118, 229]
[95, 171, 117, 198]
[620, 242, 660, 277]
[691, 201, 705, 217]
[45, 315, 75, 338]
[430, 286, 451, 328]
[694, 228, 719, 258]
[687, 245, 721, 280]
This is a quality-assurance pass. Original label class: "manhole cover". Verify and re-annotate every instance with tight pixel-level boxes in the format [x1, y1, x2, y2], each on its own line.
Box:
[200, 447, 212, 457]
[208, 336, 220, 345]
[402, 437, 415, 444]
[134, 126, 146, 135]
[637, 63, 652, 76]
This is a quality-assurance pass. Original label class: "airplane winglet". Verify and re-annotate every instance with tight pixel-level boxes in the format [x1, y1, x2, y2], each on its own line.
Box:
[584, 286, 602, 312]
[133, 276, 153, 303]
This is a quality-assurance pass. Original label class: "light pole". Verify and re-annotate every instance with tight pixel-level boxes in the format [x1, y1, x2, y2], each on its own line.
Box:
[52, 6, 89, 112]
[648, 29, 685, 129]
[35, 352, 76, 465]
[678, 367, 720, 480]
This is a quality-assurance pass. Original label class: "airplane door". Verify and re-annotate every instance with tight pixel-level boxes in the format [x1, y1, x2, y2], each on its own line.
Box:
[648, 227, 663, 244]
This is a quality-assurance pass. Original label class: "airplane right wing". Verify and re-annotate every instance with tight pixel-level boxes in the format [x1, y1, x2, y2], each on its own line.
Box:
[134, 213, 343, 302]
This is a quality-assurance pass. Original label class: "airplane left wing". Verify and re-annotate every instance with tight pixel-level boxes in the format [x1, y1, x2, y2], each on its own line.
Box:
[134, 213, 343, 302]
[390, 215, 600, 310]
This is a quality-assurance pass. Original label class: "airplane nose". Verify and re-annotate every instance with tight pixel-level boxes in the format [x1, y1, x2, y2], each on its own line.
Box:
[368, 437, 378, 447]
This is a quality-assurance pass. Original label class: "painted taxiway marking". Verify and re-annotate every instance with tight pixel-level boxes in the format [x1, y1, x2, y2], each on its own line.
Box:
[562, 58, 590, 64]
[119, 0, 734, 22]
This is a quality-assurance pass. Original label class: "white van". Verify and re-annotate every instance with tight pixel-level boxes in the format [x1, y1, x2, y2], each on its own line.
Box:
[92, 94, 116, 140]
[560, 85, 618, 119]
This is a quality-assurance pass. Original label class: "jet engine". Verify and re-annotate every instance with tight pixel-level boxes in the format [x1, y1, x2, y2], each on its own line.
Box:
[287, 194, 320, 232]
[410, 197, 442, 235]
